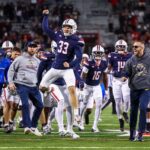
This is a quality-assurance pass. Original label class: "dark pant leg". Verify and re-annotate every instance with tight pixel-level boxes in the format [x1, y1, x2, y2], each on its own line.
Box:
[130, 90, 140, 132]
[138, 90, 150, 133]
[16, 84, 31, 128]
[29, 87, 43, 128]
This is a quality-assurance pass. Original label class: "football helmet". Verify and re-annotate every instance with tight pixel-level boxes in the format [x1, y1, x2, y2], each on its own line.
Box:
[51, 41, 57, 54]
[92, 45, 105, 60]
[2, 41, 14, 49]
[115, 40, 127, 53]
[62, 19, 77, 36]
[82, 53, 89, 60]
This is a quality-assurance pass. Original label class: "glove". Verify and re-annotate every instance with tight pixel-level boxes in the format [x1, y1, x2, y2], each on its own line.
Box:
[79, 81, 84, 89]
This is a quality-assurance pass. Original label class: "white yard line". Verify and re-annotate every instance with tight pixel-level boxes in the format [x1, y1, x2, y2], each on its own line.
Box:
[0, 147, 150, 149]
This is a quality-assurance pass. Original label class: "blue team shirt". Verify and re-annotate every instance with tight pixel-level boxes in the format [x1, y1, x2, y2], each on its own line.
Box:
[42, 15, 83, 69]
[108, 52, 132, 78]
[0, 57, 11, 84]
[84, 60, 107, 86]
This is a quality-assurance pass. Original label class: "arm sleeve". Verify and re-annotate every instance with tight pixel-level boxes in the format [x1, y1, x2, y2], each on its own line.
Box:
[42, 15, 57, 41]
[4, 62, 11, 83]
[69, 44, 82, 68]
[7, 58, 20, 83]
[108, 54, 113, 66]
[74, 69, 83, 83]
[37, 61, 47, 85]
[124, 59, 132, 78]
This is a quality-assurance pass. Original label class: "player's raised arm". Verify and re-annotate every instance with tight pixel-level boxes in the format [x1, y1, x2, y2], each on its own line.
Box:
[42, 9, 57, 41]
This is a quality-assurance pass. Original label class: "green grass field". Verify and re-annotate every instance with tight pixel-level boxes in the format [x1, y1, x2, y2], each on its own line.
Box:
[0, 106, 150, 150]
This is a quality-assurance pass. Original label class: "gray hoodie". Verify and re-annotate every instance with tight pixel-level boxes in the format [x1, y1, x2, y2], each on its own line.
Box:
[125, 51, 150, 90]
[8, 53, 40, 87]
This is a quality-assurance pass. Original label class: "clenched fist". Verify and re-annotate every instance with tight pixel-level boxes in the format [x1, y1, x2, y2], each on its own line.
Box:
[42, 9, 49, 15]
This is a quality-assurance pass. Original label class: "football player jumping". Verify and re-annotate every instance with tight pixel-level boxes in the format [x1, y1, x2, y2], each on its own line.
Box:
[40, 9, 84, 110]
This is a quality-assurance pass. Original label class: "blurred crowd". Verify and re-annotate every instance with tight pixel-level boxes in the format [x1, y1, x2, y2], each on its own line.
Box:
[108, 0, 150, 47]
[0, 0, 149, 50]
[0, 0, 80, 50]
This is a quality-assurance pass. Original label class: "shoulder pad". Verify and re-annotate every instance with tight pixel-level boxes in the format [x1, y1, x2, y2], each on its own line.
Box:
[77, 37, 85, 47]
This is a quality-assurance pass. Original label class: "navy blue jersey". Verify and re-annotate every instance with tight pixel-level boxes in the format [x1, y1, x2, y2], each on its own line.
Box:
[83, 60, 107, 86]
[37, 52, 65, 86]
[108, 52, 132, 78]
[42, 15, 83, 69]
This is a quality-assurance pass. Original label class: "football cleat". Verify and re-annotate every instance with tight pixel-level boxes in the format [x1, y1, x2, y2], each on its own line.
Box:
[78, 123, 84, 131]
[91, 128, 100, 133]
[4, 125, 12, 133]
[59, 130, 67, 137]
[24, 127, 31, 134]
[65, 131, 80, 139]
[42, 124, 51, 135]
[9, 121, 16, 131]
[31, 128, 43, 136]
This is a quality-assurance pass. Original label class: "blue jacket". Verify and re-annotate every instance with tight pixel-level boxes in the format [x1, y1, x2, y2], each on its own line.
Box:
[0, 56, 11, 84]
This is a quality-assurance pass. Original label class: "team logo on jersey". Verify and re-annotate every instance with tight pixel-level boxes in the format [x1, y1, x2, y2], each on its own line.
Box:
[135, 63, 147, 77]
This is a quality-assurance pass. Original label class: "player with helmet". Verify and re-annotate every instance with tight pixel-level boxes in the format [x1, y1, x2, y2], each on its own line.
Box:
[2, 41, 14, 58]
[38, 40, 80, 139]
[78, 45, 108, 132]
[0, 49, 11, 128]
[107, 39, 132, 131]
[40, 9, 84, 111]
[73, 53, 89, 127]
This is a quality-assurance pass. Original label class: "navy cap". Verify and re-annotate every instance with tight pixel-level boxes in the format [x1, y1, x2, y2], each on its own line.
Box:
[27, 41, 37, 48]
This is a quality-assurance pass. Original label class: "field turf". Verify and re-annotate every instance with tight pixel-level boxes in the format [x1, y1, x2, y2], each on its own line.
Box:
[0, 106, 149, 150]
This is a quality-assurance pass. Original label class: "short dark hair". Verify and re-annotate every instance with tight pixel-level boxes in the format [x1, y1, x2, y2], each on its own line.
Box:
[12, 47, 21, 53]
